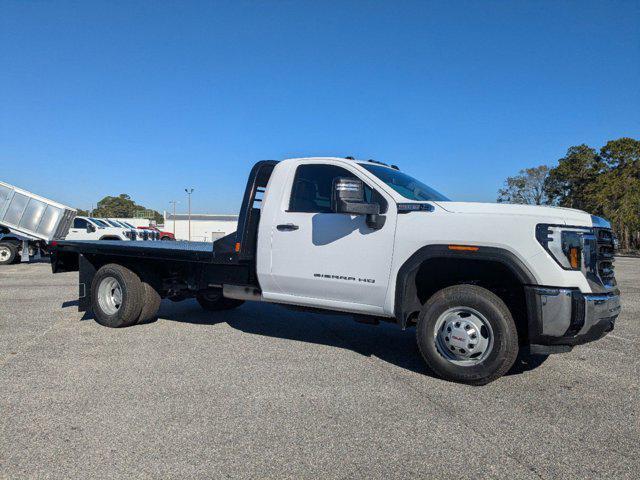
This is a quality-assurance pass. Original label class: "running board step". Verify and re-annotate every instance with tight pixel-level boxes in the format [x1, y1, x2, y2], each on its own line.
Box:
[223, 284, 262, 302]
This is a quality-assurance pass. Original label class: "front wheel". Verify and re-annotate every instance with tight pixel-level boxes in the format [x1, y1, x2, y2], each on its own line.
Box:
[416, 285, 518, 385]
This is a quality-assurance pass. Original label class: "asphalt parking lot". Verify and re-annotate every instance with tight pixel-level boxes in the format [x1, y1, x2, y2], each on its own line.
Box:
[1, 258, 638, 479]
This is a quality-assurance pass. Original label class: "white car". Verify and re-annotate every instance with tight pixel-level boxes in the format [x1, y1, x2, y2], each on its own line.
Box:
[106, 219, 159, 241]
[65, 217, 134, 241]
[102, 219, 142, 240]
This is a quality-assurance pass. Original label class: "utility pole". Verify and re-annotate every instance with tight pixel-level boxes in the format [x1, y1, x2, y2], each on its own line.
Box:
[169, 200, 178, 235]
[184, 188, 194, 241]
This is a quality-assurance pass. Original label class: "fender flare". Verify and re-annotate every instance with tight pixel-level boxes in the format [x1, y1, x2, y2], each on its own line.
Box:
[393, 244, 538, 327]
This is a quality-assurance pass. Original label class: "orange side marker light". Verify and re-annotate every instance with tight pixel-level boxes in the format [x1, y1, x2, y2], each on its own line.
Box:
[569, 246, 580, 269]
[448, 245, 479, 252]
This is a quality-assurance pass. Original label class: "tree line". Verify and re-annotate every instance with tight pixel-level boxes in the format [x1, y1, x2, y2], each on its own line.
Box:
[497, 137, 639, 251]
[77, 194, 163, 224]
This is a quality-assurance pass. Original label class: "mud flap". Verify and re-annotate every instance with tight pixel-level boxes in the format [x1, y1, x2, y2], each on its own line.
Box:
[78, 255, 96, 312]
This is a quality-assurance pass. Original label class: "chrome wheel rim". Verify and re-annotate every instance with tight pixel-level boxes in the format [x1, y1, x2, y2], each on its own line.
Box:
[97, 276, 123, 315]
[0, 246, 11, 262]
[434, 307, 494, 366]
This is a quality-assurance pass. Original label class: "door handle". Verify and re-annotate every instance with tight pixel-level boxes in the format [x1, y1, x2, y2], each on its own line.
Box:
[277, 223, 299, 231]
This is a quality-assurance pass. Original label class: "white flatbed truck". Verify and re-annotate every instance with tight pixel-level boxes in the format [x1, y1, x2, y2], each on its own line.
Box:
[51, 157, 620, 384]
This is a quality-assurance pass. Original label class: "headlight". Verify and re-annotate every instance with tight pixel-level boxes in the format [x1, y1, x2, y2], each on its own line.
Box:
[536, 224, 592, 270]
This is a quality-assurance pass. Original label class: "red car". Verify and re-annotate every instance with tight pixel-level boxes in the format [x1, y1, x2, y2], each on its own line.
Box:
[138, 226, 175, 241]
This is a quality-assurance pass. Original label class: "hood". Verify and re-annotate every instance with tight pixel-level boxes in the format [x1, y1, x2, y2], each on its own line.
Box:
[433, 201, 593, 226]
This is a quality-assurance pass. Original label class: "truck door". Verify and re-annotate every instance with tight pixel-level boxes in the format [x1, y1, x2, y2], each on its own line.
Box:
[264, 162, 397, 313]
[66, 217, 90, 239]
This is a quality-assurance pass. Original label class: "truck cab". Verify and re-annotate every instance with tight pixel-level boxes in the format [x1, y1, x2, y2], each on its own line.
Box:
[51, 157, 620, 385]
[65, 217, 134, 241]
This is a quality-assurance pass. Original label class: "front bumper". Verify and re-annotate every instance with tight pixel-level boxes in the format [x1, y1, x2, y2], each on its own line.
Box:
[525, 286, 621, 354]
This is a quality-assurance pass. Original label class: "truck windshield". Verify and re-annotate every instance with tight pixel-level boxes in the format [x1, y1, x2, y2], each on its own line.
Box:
[361, 164, 450, 202]
[90, 218, 109, 227]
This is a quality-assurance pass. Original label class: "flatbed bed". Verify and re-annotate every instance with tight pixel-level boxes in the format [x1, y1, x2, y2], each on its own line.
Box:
[53, 239, 219, 263]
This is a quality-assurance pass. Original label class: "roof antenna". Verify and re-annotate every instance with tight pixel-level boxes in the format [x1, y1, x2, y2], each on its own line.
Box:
[345, 156, 355, 160]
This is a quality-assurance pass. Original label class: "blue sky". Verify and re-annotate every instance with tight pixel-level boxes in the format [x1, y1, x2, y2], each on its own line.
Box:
[1, 0, 638, 215]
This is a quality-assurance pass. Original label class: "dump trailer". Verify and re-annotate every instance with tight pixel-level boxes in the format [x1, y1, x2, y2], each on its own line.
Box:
[0, 180, 76, 265]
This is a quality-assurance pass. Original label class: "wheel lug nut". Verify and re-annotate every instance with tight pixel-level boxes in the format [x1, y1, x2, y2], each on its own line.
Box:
[455, 322, 461, 328]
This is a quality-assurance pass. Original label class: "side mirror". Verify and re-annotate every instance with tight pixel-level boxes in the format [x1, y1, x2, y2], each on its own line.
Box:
[86, 224, 95, 233]
[331, 177, 386, 229]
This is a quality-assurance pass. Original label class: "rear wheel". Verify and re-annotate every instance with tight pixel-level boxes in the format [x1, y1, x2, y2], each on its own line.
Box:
[196, 289, 244, 311]
[0, 242, 17, 265]
[91, 264, 144, 328]
[416, 284, 518, 385]
[137, 281, 162, 324]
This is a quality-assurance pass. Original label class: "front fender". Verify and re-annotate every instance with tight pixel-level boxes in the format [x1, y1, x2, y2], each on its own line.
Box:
[393, 244, 538, 328]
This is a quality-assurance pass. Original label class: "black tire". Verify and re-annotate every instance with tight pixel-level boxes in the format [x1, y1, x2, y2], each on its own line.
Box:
[0, 242, 17, 265]
[416, 284, 519, 385]
[137, 281, 162, 324]
[136, 269, 162, 324]
[91, 263, 144, 328]
[160, 236, 172, 241]
[196, 289, 244, 311]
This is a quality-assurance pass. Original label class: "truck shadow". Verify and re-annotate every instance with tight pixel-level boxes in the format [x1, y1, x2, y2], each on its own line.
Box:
[157, 300, 547, 380]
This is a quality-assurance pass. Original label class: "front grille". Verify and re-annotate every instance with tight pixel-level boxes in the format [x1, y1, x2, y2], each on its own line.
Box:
[594, 227, 615, 284]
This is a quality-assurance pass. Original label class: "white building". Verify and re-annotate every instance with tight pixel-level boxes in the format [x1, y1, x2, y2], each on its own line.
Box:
[163, 212, 239, 242]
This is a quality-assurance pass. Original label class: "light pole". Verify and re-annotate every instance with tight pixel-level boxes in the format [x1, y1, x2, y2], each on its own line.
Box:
[169, 200, 178, 236]
[184, 188, 194, 241]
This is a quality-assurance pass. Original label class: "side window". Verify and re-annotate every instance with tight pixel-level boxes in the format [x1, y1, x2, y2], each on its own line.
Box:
[288, 164, 387, 213]
[73, 218, 87, 229]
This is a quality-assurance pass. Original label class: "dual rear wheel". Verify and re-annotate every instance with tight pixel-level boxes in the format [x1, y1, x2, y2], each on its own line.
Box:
[91, 264, 156, 328]
[91, 264, 242, 328]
